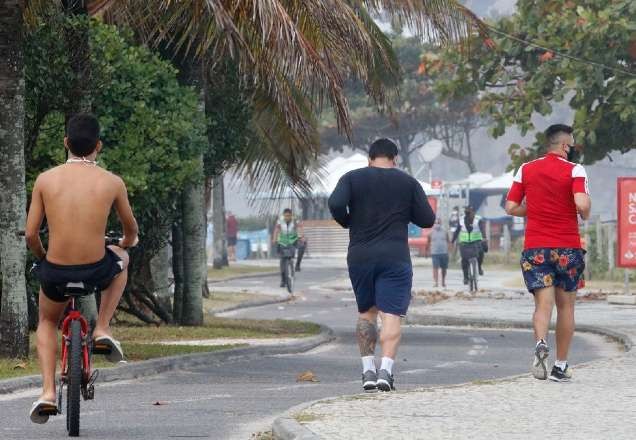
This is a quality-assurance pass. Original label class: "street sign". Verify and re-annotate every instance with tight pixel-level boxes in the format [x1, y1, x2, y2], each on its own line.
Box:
[617, 177, 636, 268]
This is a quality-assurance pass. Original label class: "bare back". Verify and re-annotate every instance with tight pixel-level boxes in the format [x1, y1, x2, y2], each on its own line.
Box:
[38, 165, 121, 264]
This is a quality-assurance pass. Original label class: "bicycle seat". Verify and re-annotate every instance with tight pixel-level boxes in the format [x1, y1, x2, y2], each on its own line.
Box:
[57, 282, 98, 297]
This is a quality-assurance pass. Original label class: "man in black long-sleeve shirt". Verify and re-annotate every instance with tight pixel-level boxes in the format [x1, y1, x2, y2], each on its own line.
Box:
[328, 138, 435, 392]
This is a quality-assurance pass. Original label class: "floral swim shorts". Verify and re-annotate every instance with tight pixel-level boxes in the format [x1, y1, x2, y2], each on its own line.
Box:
[520, 248, 586, 294]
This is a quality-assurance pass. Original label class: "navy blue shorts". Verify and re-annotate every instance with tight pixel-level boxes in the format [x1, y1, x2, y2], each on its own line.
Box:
[520, 248, 585, 294]
[348, 262, 413, 316]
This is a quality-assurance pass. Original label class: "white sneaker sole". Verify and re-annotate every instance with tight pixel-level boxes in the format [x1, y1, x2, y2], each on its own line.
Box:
[531, 352, 549, 380]
[376, 379, 393, 392]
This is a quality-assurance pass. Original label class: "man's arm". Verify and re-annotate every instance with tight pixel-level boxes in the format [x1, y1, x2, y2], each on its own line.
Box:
[572, 164, 591, 220]
[411, 181, 436, 228]
[297, 221, 305, 239]
[25, 176, 47, 260]
[451, 225, 460, 244]
[505, 164, 526, 217]
[328, 174, 351, 228]
[113, 177, 139, 248]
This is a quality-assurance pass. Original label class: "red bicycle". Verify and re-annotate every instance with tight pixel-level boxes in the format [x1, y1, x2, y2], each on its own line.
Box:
[54, 234, 122, 437]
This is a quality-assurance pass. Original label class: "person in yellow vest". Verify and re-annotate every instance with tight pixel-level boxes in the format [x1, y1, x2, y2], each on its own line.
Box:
[452, 206, 487, 284]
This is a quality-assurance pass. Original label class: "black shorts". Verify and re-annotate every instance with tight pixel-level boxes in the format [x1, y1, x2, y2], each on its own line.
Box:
[227, 236, 238, 246]
[348, 261, 413, 316]
[36, 248, 124, 303]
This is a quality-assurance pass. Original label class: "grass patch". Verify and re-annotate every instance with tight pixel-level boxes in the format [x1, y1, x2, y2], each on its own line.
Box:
[0, 318, 320, 380]
[208, 264, 277, 281]
[112, 317, 320, 343]
[0, 341, 243, 380]
[294, 413, 323, 424]
[203, 290, 275, 313]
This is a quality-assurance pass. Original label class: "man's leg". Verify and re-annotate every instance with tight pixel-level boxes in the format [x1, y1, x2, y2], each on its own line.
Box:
[533, 287, 555, 342]
[478, 249, 485, 275]
[357, 308, 378, 357]
[295, 240, 306, 271]
[93, 246, 129, 339]
[36, 290, 69, 402]
[554, 287, 575, 363]
[531, 286, 554, 379]
[461, 256, 469, 283]
[279, 256, 286, 287]
[378, 312, 402, 359]
[432, 265, 439, 287]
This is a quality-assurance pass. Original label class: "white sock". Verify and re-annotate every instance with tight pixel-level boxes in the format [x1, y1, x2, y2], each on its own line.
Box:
[361, 356, 376, 373]
[536, 339, 546, 347]
[380, 357, 394, 374]
[555, 359, 567, 370]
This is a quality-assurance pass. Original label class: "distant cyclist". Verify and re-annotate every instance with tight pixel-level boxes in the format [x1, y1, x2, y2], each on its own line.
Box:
[452, 206, 487, 284]
[272, 208, 306, 287]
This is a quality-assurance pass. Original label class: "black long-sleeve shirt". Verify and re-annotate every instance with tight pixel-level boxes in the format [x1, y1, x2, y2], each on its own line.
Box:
[328, 166, 436, 265]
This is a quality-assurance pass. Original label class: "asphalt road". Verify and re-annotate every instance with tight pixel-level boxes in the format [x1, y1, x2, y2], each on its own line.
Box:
[0, 263, 619, 440]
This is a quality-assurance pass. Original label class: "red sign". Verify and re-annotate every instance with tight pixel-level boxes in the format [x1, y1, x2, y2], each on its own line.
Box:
[431, 179, 443, 190]
[618, 178, 636, 268]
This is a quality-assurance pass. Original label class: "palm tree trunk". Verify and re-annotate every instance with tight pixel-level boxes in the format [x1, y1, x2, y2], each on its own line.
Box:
[171, 218, 184, 323]
[0, 0, 30, 358]
[179, 157, 205, 326]
[212, 174, 228, 269]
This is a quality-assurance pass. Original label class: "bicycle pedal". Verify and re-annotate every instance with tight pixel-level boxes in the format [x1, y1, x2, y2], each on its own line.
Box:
[92, 344, 112, 355]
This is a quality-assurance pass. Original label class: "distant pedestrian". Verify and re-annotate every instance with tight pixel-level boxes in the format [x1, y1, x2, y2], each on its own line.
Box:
[226, 212, 238, 261]
[452, 206, 487, 284]
[505, 124, 591, 382]
[429, 218, 449, 288]
[328, 138, 435, 392]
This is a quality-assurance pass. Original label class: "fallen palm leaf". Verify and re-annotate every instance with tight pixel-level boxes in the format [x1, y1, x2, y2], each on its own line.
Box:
[296, 370, 319, 383]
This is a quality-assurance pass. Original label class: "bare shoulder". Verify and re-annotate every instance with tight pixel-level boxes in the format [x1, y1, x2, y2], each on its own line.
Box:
[35, 165, 64, 184]
[101, 169, 126, 190]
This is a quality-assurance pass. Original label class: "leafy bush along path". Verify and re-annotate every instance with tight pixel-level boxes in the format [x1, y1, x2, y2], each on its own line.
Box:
[0, 318, 320, 380]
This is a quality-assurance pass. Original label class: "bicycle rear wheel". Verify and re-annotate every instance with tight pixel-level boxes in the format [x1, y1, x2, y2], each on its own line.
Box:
[67, 320, 82, 437]
[286, 259, 295, 294]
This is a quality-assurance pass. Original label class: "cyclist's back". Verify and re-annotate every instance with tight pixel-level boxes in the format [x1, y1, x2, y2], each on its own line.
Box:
[38, 164, 125, 265]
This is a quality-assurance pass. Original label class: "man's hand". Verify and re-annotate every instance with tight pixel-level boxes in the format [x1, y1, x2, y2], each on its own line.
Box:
[119, 235, 139, 249]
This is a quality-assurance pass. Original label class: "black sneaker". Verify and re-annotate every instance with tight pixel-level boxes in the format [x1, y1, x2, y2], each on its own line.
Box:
[376, 369, 395, 392]
[463, 278, 469, 285]
[362, 370, 377, 392]
[295, 265, 301, 272]
[549, 364, 572, 382]
[478, 268, 484, 276]
[531, 341, 550, 380]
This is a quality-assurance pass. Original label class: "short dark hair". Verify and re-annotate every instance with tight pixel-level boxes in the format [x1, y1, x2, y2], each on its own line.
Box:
[66, 113, 100, 157]
[368, 138, 398, 160]
[283, 208, 293, 214]
[545, 124, 573, 146]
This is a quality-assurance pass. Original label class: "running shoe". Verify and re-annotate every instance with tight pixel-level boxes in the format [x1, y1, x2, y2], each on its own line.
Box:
[376, 369, 395, 392]
[549, 364, 572, 382]
[531, 341, 550, 380]
[362, 370, 377, 392]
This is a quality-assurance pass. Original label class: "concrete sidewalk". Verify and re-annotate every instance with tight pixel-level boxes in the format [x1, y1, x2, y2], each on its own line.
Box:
[279, 294, 636, 439]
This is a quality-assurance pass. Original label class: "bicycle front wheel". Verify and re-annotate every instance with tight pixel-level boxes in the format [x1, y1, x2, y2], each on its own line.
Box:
[286, 259, 295, 294]
[67, 320, 82, 437]
[470, 258, 479, 292]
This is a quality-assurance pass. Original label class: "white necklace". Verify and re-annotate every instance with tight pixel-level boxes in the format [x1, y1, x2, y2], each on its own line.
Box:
[66, 156, 98, 166]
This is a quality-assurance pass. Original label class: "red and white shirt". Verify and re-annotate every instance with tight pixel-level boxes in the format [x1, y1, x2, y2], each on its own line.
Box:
[507, 153, 589, 250]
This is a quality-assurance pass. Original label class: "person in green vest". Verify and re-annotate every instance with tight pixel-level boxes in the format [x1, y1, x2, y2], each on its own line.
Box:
[272, 208, 306, 287]
[452, 206, 487, 284]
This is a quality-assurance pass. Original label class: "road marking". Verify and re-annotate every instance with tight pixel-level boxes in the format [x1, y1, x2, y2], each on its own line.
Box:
[434, 360, 472, 368]
[468, 336, 488, 356]
[470, 337, 488, 344]
[401, 368, 431, 375]
[262, 384, 318, 392]
[340, 298, 356, 302]
[300, 313, 313, 318]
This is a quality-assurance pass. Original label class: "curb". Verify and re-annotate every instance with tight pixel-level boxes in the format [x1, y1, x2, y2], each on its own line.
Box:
[207, 270, 278, 284]
[0, 325, 335, 396]
[406, 313, 634, 352]
[209, 295, 291, 315]
[272, 314, 634, 439]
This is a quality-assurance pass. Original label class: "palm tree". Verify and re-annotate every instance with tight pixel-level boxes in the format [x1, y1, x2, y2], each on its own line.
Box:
[0, 0, 30, 358]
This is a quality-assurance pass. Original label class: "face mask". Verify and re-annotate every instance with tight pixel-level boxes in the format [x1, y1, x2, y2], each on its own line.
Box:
[566, 145, 580, 163]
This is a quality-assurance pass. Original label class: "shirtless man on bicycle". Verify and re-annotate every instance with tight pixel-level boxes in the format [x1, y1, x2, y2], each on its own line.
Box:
[24, 114, 139, 423]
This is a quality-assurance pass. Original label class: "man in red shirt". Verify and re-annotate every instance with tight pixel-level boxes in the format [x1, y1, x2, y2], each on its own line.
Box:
[505, 124, 591, 382]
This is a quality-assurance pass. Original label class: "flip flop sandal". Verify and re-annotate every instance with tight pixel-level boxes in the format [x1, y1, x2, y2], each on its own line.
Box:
[93, 335, 124, 363]
[30, 399, 58, 424]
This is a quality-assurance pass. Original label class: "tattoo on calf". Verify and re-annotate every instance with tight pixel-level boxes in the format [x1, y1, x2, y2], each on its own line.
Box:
[356, 318, 377, 356]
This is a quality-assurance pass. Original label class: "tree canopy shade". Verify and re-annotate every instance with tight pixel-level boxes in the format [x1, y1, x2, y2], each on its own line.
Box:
[86, 0, 485, 192]
[435, 0, 636, 167]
